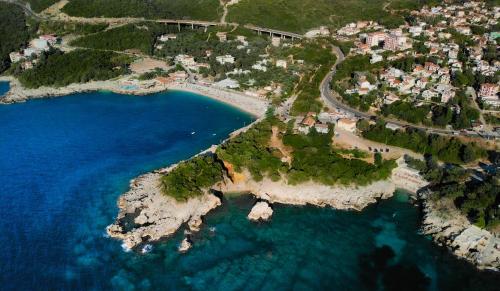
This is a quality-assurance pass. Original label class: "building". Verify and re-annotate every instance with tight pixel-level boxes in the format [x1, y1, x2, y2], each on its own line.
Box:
[336, 118, 357, 132]
[158, 34, 177, 42]
[216, 55, 235, 64]
[175, 54, 196, 67]
[479, 83, 498, 98]
[314, 123, 329, 134]
[271, 37, 281, 47]
[276, 60, 287, 69]
[9, 52, 23, 63]
[216, 32, 227, 42]
[365, 32, 386, 47]
[370, 54, 383, 64]
[39, 35, 58, 45]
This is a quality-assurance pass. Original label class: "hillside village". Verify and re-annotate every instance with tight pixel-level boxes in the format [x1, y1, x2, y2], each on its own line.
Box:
[329, 1, 499, 134]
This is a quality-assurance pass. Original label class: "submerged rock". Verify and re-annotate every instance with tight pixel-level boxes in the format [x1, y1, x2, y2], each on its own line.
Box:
[178, 238, 192, 253]
[248, 201, 273, 221]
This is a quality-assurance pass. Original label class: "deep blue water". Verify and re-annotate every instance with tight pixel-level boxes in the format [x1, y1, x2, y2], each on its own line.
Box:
[0, 91, 498, 290]
[0, 81, 9, 96]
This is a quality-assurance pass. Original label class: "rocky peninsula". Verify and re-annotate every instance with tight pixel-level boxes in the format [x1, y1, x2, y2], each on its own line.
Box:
[107, 155, 399, 250]
[420, 191, 500, 271]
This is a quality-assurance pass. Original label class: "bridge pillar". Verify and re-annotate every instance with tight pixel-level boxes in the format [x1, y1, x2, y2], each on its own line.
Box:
[177, 22, 181, 31]
[204, 25, 208, 32]
[191, 23, 194, 29]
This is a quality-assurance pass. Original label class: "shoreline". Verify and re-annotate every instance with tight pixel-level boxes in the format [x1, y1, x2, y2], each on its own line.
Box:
[0, 76, 268, 117]
[419, 191, 500, 271]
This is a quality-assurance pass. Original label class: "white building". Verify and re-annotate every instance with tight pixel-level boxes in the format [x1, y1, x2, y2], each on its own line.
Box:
[216, 55, 235, 64]
[276, 60, 287, 69]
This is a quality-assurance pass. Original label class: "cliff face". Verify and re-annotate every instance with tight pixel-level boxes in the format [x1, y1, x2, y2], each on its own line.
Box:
[221, 163, 396, 211]
[420, 192, 500, 271]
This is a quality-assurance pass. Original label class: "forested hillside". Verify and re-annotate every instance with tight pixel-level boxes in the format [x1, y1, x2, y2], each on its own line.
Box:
[61, 0, 221, 20]
[15, 49, 131, 88]
[227, 0, 434, 33]
[24, 0, 59, 12]
[0, 2, 32, 73]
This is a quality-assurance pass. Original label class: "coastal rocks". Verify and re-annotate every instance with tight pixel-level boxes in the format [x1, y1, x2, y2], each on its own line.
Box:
[178, 237, 192, 253]
[420, 195, 500, 271]
[106, 172, 221, 250]
[248, 201, 273, 221]
[221, 170, 396, 211]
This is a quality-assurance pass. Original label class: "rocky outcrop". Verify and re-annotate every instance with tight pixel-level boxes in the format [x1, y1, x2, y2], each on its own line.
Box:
[248, 201, 273, 221]
[220, 168, 395, 211]
[420, 193, 500, 271]
[106, 171, 221, 250]
[178, 237, 192, 253]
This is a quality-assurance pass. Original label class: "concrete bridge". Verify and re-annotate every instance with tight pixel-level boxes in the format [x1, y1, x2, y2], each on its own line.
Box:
[244, 25, 304, 40]
[148, 19, 304, 40]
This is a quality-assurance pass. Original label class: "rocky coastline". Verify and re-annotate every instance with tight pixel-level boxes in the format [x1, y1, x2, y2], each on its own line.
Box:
[107, 157, 399, 250]
[419, 191, 500, 271]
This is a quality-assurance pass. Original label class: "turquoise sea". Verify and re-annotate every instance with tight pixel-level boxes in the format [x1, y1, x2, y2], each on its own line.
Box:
[0, 90, 498, 290]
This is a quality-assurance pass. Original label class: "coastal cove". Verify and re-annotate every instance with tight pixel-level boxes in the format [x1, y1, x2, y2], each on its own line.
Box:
[1, 90, 499, 290]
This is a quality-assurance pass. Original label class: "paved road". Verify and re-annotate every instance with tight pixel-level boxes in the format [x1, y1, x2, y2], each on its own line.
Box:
[0, 0, 46, 20]
[320, 46, 498, 140]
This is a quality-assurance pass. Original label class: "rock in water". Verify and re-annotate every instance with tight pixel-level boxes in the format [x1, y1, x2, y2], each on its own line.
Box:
[248, 201, 273, 221]
[178, 238, 192, 253]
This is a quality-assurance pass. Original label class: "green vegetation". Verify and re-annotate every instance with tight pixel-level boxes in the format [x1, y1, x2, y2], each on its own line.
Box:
[15, 49, 131, 88]
[0, 3, 32, 73]
[290, 40, 336, 114]
[406, 155, 499, 230]
[484, 114, 500, 125]
[160, 155, 224, 201]
[162, 114, 397, 200]
[381, 101, 431, 125]
[217, 116, 286, 182]
[61, 0, 221, 20]
[283, 128, 396, 185]
[227, 0, 413, 33]
[70, 23, 167, 55]
[360, 121, 487, 164]
[38, 21, 109, 36]
[24, 0, 59, 12]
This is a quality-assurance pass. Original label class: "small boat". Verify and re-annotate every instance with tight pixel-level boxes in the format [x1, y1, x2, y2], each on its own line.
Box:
[191, 131, 196, 135]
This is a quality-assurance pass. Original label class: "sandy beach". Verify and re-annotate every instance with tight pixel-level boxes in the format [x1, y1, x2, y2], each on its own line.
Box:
[0, 76, 268, 117]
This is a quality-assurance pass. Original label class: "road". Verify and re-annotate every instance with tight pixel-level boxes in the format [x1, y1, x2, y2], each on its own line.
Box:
[320, 46, 499, 140]
[0, 0, 46, 20]
[1, 0, 497, 140]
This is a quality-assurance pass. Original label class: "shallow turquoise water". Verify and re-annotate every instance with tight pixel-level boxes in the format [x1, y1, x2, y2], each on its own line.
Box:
[0, 81, 9, 96]
[0, 91, 498, 290]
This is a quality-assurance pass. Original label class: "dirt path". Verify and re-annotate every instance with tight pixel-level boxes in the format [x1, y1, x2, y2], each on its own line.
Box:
[220, 0, 228, 24]
[269, 126, 293, 164]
